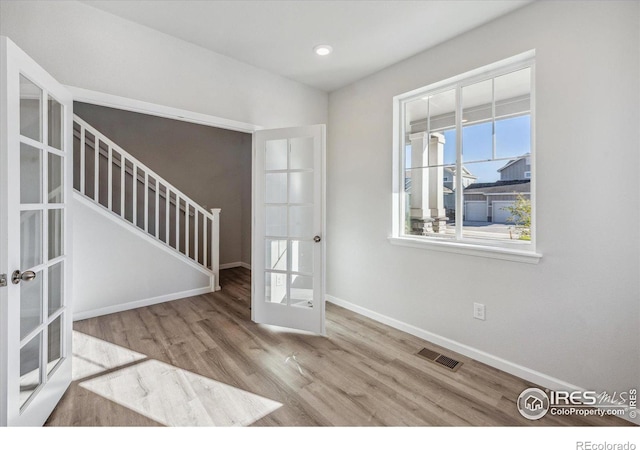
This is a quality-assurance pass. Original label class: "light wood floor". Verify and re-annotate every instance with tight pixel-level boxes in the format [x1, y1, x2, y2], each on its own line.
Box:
[46, 267, 631, 426]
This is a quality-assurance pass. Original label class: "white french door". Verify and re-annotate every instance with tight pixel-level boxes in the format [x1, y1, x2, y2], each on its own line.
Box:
[0, 37, 73, 426]
[252, 125, 325, 335]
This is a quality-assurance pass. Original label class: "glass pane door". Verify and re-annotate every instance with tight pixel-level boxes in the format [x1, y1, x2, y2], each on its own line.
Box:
[17, 75, 68, 411]
[253, 125, 325, 335]
[264, 136, 316, 309]
[2, 37, 73, 427]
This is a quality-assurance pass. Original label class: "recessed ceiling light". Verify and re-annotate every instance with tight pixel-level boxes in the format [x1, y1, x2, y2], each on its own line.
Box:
[314, 44, 333, 56]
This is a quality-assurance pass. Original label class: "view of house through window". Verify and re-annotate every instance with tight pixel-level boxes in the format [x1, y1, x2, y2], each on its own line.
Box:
[400, 60, 534, 247]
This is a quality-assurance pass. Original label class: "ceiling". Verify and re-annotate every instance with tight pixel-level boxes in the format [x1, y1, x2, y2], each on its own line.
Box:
[82, 0, 532, 92]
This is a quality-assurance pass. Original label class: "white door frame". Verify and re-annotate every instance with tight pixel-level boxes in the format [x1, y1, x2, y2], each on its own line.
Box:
[65, 86, 261, 134]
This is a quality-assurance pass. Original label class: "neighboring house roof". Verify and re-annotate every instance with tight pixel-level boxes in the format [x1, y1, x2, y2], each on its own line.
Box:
[445, 166, 477, 179]
[464, 180, 530, 194]
[497, 153, 530, 172]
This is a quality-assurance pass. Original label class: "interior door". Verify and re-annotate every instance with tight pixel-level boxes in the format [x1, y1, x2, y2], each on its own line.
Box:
[252, 125, 325, 335]
[0, 37, 73, 426]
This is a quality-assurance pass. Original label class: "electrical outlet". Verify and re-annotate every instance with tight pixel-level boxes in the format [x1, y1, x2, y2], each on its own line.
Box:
[276, 274, 284, 286]
[473, 302, 486, 321]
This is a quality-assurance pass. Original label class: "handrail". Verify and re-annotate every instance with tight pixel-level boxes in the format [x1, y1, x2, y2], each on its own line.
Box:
[73, 115, 220, 288]
[72, 128, 197, 217]
[74, 116, 214, 220]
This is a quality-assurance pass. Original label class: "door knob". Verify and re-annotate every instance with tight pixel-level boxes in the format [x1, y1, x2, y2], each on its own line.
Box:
[314, 235, 321, 243]
[12, 270, 36, 285]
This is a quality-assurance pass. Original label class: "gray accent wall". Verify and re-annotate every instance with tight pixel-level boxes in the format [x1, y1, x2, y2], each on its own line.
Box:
[74, 102, 251, 266]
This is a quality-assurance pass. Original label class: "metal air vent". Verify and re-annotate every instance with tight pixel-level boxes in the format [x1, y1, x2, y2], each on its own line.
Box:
[417, 346, 463, 372]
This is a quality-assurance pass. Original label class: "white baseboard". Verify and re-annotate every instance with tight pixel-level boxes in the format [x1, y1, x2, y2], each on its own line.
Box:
[327, 294, 575, 390]
[220, 261, 251, 270]
[73, 286, 214, 321]
[326, 294, 639, 425]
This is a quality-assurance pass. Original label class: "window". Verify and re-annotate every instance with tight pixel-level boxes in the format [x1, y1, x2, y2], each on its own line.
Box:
[392, 52, 539, 261]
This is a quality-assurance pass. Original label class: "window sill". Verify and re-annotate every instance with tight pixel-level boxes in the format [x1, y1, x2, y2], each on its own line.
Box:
[388, 236, 542, 264]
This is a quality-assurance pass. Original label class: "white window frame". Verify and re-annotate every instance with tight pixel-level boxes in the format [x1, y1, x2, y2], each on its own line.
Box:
[390, 51, 541, 264]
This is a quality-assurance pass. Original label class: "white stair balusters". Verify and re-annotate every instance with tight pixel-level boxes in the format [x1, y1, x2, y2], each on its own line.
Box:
[73, 115, 220, 289]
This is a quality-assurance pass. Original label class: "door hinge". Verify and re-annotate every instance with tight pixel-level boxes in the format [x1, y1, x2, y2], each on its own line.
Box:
[0, 274, 6, 287]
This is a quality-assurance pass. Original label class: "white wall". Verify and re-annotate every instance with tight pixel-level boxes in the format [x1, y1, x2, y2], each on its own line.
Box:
[72, 194, 212, 319]
[0, 0, 328, 129]
[328, 0, 640, 397]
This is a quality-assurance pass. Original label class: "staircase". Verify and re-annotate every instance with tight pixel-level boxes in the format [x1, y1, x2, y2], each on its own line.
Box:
[72, 115, 220, 291]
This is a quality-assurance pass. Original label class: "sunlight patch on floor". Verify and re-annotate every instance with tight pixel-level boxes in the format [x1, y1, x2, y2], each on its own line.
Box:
[79, 359, 282, 426]
[72, 331, 146, 381]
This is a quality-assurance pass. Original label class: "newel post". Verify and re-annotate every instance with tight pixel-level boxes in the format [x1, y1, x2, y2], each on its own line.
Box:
[211, 208, 221, 291]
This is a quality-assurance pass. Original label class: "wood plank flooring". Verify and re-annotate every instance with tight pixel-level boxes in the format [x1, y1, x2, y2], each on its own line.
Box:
[45, 267, 632, 426]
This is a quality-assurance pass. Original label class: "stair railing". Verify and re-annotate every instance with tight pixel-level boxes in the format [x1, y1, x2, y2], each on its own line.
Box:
[73, 115, 220, 289]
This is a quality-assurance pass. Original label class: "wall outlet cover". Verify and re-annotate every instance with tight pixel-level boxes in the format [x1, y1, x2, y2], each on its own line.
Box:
[473, 302, 486, 321]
